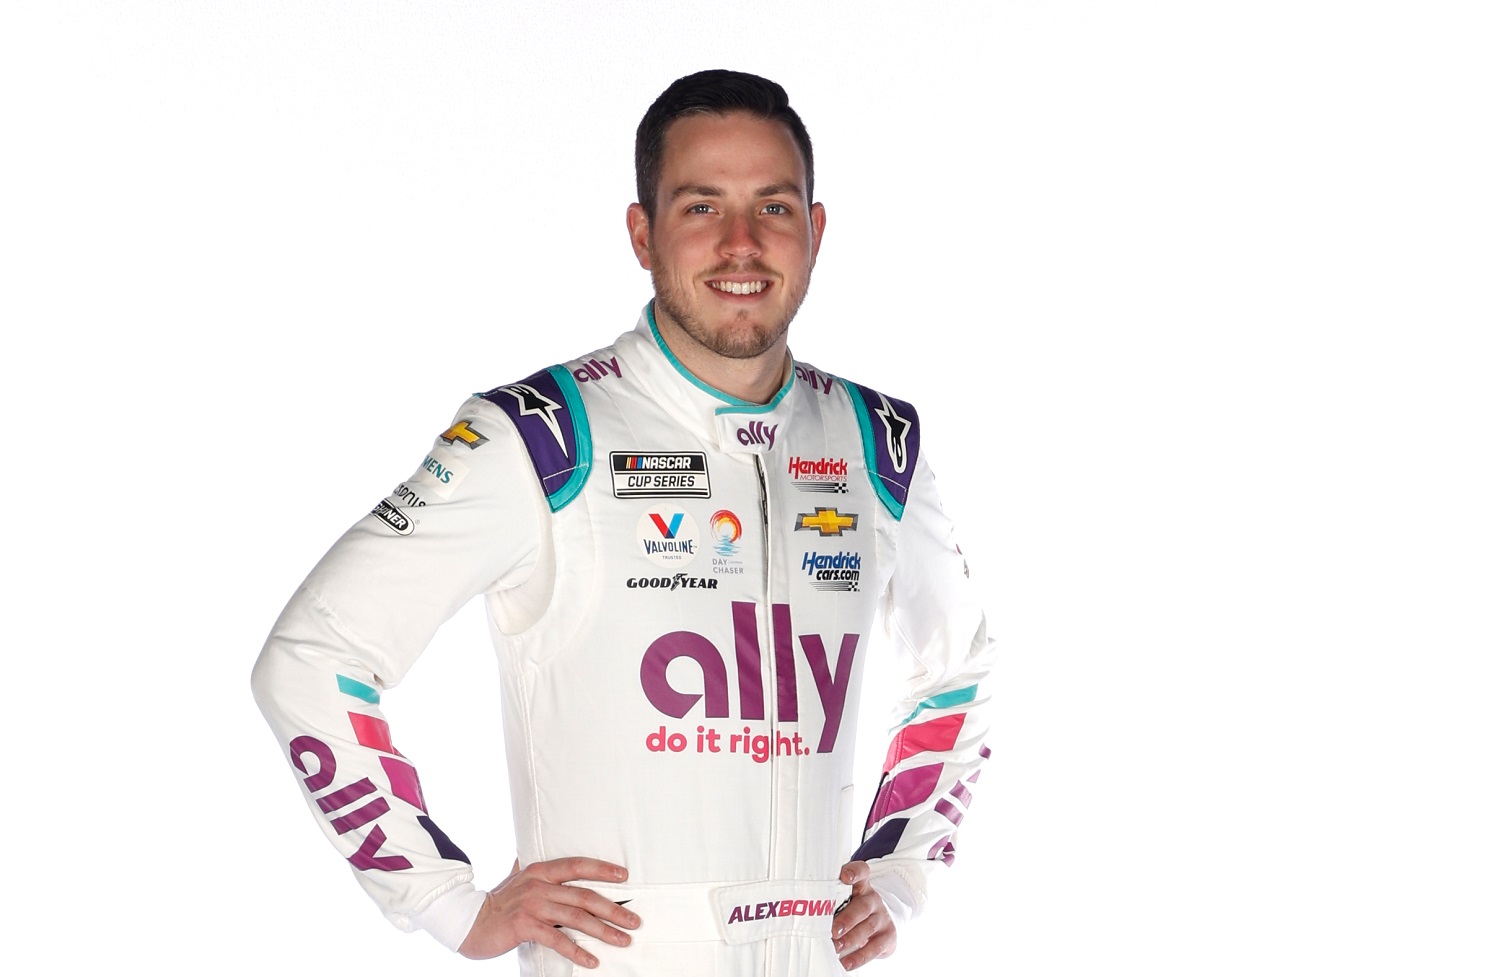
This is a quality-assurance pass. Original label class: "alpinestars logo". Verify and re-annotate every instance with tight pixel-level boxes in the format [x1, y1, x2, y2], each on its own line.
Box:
[499, 384, 567, 454]
[788, 456, 848, 494]
[874, 394, 911, 474]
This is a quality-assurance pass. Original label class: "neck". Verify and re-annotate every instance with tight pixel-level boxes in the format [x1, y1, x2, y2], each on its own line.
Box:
[651, 302, 790, 405]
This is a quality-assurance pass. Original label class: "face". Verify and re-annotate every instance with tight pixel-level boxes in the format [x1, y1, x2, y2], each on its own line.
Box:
[628, 112, 826, 362]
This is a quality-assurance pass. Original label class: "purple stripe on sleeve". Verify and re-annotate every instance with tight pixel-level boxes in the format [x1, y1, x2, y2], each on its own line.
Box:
[418, 815, 471, 865]
[935, 797, 965, 826]
[949, 781, 973, 808]
[317, 777, 377, 814]
[851, 818, 909, 863]
[380, 756, 428, 813]
[869, 762, 943, 824]
[978, 744, 992, 759]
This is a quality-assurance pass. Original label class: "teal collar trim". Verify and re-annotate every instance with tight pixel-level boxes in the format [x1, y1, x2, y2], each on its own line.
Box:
[646, 302, 794, 413]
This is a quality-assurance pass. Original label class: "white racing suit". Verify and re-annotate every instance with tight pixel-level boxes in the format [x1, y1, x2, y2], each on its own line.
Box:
[252, 305, 996, 976]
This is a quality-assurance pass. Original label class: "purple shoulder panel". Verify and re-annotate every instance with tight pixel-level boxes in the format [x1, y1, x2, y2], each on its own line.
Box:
[845, 380, 922, 517]
[480, 367, 582, 503]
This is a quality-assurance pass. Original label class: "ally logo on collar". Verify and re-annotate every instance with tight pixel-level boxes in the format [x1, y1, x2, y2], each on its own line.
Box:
[735, 420, 777, 450]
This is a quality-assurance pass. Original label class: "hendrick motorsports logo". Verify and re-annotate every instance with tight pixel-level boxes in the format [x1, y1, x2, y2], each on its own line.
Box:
[613, 451, 711, 498]
[802, 550, 860, 592]
[638, 505, 700, 567]
[788, 456, 848, 494]
[370, 498, 414, 536]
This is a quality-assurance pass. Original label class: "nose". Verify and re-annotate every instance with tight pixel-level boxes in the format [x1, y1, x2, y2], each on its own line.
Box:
[719, 210, 761, 259]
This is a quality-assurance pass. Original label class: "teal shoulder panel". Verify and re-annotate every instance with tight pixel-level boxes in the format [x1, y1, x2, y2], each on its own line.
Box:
[479, 365, 593, 512]
[840, 379, 921, 521]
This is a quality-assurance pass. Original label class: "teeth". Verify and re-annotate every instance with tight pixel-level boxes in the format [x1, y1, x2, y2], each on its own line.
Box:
[711, 280, 767, 295]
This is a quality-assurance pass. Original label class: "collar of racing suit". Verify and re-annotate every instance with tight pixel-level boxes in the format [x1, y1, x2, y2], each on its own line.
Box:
[611, 302, 800, 455]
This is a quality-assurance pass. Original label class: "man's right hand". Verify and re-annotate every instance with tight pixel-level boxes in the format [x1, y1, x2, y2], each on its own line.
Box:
[458, 857, 641, 969]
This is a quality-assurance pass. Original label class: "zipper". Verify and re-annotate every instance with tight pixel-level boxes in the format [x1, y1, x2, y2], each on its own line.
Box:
[755, 454, 778, 878]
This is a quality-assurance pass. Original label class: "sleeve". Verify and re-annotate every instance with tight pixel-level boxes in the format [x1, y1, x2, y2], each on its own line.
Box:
[250, 397, 545, 950]
[854, 451, 997, 924]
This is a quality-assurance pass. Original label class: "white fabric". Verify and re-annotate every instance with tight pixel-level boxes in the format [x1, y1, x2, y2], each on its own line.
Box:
[252, 306, 996, 975]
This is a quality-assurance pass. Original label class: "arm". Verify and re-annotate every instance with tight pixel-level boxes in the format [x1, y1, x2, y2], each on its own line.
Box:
[838, 451, 997, 963]
[251, 400, 544, 948]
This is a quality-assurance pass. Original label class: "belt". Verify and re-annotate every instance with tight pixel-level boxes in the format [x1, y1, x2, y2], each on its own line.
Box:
[563, 878, 851, 945]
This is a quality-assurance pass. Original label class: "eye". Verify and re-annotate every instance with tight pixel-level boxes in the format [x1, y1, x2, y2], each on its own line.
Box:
[688, 203, 715, 215]
[763, 202, 789, 215]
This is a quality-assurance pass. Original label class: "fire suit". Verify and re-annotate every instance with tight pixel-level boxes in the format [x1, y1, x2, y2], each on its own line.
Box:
[252, 304, 995, 976]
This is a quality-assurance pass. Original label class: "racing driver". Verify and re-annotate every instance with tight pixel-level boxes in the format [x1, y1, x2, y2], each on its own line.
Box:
[253, 69, 997, 976]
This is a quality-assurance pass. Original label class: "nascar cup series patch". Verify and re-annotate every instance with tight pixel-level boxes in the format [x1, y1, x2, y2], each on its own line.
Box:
[612, 451, 711, 499]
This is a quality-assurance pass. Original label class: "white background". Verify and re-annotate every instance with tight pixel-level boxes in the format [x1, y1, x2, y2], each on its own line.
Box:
[3, 1, 1497, 974]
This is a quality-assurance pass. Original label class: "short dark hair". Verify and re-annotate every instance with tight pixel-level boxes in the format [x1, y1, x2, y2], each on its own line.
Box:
[635, 69, 815, 220]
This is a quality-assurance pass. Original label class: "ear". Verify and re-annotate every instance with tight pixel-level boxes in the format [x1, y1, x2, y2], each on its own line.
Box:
[627, 202, 653, 270]
[809, 201, 827, 266]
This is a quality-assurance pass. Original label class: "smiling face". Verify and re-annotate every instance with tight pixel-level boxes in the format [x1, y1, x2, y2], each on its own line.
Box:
[628, 111, 826, 367]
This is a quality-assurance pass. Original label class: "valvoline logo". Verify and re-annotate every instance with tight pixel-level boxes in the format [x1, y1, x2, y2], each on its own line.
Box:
[638, 505, 699, 568]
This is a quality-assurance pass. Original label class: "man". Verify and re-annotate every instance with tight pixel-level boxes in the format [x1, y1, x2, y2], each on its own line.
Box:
[253, 69, 995, 976]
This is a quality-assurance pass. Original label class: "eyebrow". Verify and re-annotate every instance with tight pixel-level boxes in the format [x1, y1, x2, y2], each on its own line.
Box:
[668, 182, 806, 202]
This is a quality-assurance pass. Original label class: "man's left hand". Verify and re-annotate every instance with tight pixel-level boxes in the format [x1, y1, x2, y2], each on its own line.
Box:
[830, 860, 897, 970]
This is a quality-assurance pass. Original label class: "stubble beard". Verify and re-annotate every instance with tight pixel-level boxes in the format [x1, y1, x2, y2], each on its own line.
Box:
[649, 257, 810, 361]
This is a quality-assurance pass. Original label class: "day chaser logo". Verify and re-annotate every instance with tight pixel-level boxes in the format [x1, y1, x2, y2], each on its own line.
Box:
[638, 506, 699, 567]
[370, 499, 414, 536]
[788, 456, 848, 494]
[802, 550, 860, 592]
[795, 508, 857, 537]
[709, 509, 746, 576]
[710, 510, 742, 554]
[612, 452, 711, 498]
[439, 421, 488, 449]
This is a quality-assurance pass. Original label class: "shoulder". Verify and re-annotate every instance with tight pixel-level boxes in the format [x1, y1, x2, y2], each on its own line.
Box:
[471, 345, 619, 512]
[798, 360, 922, 520]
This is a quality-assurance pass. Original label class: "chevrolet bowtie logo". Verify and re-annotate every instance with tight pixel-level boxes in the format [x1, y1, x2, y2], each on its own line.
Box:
[439, 421, 488, 449]
[795, 508, 858, 536]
